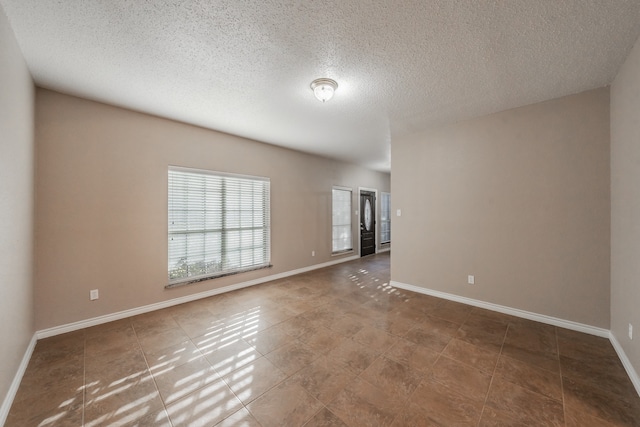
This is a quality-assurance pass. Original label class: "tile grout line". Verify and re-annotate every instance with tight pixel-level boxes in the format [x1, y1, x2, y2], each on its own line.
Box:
[229, 318, 330, 426]
[223, 332, 274, 424]
[555, 327, 568, 427]
[180, 308, 278, 426]
[130, 320, 173, 426]
[476, 321, 510, 427]
[183, 316, 252, 427]
[382, 311, 438, 427]
[331, 329, 394, 426]
[82, 335, 86, 427]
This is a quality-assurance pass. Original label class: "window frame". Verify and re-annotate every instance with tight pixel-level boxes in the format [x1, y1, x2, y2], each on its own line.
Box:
[380, 192, 391, 244]
[167, 166, 271, 287]
[332, 186, 353, 254]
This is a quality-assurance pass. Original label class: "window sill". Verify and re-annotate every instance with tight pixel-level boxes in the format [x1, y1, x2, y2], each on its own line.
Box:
[331, 249, 354, 257]
[166, 264, 273, 289]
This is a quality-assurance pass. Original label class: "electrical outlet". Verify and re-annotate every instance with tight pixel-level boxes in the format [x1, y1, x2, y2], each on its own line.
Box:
[90, 289, 99, 301]
[468, 275, 475, 285]
[311, 250, 315, 257]
[629, 324, 633, 340]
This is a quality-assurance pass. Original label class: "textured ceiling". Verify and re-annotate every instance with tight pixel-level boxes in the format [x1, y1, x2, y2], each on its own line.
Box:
[2, 1, 640, 172]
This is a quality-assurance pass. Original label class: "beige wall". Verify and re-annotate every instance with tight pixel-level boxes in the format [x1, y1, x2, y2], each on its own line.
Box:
[611, 35, 640, 373]
[35, 89, 390, 330]
[392, 88, 610, 328]
[0, 5, 34, 413]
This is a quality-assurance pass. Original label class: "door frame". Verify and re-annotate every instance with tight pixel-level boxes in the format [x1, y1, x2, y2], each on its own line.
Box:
[358, 187, 378, 255]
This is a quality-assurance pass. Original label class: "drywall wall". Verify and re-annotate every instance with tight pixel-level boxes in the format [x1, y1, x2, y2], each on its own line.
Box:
[611, 35, 640, 376]
[34, 89, 390, 330]
[0, 4, 34, 415]
[392, 88, 610, 328]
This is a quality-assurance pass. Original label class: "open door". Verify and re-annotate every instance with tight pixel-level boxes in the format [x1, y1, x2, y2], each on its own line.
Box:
[360, 190, 376, 257]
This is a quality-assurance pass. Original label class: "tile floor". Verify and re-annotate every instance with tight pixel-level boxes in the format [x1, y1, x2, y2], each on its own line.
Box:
[7, 252, 640, 426]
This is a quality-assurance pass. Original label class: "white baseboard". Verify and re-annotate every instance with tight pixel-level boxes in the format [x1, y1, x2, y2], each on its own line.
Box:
[377, 247, 391, 253]
[390, 281, 610, 337]
[609, 333, 640, 397]
[0, 333, 37, 425]
[37, 255, 359, 339]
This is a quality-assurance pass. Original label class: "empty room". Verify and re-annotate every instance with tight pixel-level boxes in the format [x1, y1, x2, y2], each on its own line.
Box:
[2, 1, 640, 426]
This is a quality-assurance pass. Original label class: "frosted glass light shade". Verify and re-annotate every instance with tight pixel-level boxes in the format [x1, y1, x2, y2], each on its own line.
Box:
[310, 78, 338, 102]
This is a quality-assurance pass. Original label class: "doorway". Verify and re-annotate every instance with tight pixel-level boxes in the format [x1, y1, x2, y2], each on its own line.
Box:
[360, 190, 376, 257]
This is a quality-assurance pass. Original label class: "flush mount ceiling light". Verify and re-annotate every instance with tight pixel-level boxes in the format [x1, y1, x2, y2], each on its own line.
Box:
[310, 78, 338, 102]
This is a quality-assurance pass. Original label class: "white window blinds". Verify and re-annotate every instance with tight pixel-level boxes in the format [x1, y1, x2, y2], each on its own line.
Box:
[332, 187, 353, 253]
[168, 167, 270, 285]
[381, 192, 391, 244]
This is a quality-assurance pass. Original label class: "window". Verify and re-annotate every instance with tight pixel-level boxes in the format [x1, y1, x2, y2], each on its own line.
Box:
[381, 192, 391, 244]
[168, 167, 270, 285]
[332, 187, 353, 253]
